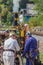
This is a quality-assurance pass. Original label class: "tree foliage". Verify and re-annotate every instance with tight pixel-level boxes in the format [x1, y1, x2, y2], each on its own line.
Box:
[28, 15, 43, 27]
[0, 0, 13, 26]
[28, 0, 43, 27]
[33, 0, 43, 14]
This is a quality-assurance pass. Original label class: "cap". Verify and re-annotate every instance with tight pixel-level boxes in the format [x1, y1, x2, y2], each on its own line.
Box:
[9, 32, 16, 37]
[25, 31, 31, 37]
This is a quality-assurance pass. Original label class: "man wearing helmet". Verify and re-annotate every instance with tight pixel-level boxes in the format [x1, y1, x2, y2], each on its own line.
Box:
[22, 31, 38, 65]
[3, 32, 20, 65]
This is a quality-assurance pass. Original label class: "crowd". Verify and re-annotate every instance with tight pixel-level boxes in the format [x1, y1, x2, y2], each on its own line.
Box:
[0, 23, 40, 65]
[0, 28, 39, 65]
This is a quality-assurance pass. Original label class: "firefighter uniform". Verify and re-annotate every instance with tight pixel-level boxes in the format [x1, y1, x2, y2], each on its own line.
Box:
[20, 29, 25, 49]
[23, 32, 38, 65]
[20, 30, 25, 37]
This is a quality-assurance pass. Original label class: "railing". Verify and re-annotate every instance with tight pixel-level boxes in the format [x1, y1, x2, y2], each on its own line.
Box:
[0, 26, 19, 30]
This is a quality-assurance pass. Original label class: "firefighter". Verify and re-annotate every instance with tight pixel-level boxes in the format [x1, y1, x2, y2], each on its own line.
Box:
[3, 32, 20, 65]
[20, 27, 25, 51]
[22, 31, 38, 65]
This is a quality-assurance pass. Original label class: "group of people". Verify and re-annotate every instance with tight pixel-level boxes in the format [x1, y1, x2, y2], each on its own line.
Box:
[13, 11, 24, 26]
[2, 29, 39, 65]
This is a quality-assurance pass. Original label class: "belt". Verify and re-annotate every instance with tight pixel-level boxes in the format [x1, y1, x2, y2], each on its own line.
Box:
[3, 49, 15, 53]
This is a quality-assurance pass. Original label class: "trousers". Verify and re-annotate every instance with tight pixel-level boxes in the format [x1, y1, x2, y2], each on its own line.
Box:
[26, 58, 34, 65]
[3, 51, 15, 65]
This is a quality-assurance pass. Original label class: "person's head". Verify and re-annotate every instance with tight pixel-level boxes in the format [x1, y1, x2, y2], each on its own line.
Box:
[25, 31, 32, 39]
[21, 11, 23, 14]
[9, 32, 17, 39]
[24, 24, 28, 31]
[24, 24, 28, 27]
[5, 30, 9, 36]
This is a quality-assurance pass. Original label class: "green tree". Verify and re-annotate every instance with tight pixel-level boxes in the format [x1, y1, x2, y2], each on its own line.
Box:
[28, 0, 43, 27]
[28, 15, 43, 27]
[33, 0, 43, 14]
[0, 0, 13, 25]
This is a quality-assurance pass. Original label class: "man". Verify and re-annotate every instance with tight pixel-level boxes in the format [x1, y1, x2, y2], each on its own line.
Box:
[22, 31, 38, 65]
[20, 27, 25, 51]
[12, 13, 19, 26]
[3, 32, 20, 65]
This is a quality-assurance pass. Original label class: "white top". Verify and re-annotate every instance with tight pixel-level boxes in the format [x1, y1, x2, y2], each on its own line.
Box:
[19, 14, 23, 23]
[4, 38, 20, 51]
[3, 38, 20, 56]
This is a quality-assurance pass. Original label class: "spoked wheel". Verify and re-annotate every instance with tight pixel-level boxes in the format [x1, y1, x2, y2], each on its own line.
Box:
[14, 55, 23, 65]
[0, 61, 4, 65]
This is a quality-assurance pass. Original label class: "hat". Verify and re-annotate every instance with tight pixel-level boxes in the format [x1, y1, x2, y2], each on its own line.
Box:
[9, 32, 16, 37]
[25, 31, 31, 37]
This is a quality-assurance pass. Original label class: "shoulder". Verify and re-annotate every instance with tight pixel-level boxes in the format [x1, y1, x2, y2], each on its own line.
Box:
[26, 37, 31, 43]
[30, 36, 36, 40]
[4, 38, 13, 42]
[4, 38, 9, 42]
[30, 37, 37, 42]
[12, 39, 17, 43]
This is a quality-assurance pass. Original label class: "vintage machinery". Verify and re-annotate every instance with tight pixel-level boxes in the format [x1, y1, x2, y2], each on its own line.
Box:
[12, 12, 19, 26]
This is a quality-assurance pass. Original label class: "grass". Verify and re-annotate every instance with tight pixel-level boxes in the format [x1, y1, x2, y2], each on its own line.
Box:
[39, 52, 43, 63]
[22, 52, 43, 64]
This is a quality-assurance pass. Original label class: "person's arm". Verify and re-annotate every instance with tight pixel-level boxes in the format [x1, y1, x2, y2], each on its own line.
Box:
[0, 46, 3, 49]
[23, 39, 30, 56]
[14, 40, 20, 51]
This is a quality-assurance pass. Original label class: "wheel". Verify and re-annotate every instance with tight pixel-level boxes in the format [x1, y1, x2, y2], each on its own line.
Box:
[14, 55, 23, 65]
[0, 61, 4, 65]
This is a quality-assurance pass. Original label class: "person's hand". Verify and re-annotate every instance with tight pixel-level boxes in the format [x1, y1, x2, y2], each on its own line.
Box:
[29, 55, 32, 59]
[21, 53, 23, 57]
[14, 52, 17, 57]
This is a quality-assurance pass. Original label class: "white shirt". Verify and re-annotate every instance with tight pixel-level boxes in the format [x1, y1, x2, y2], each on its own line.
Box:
[3, 38, 20, 56]
[19, 14, 23, 23]
[4, 37, 20, 51]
